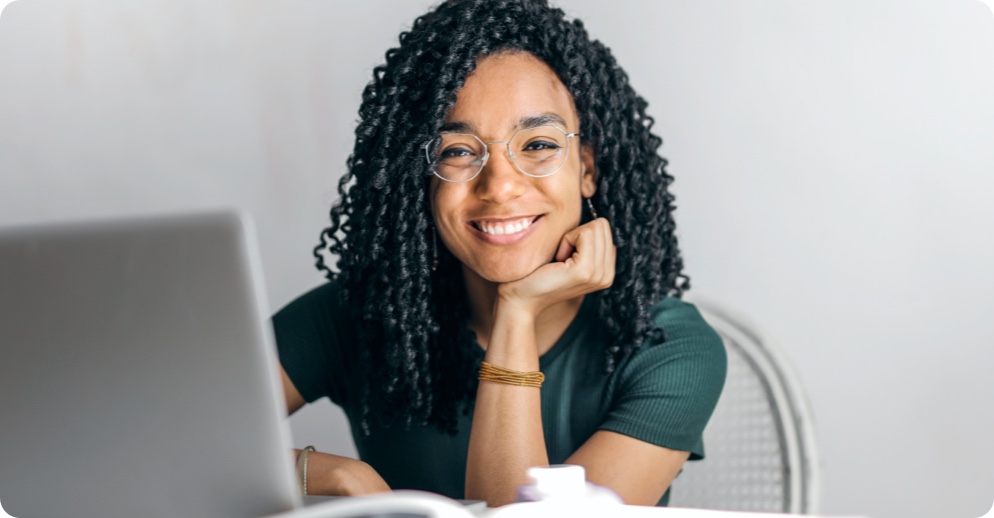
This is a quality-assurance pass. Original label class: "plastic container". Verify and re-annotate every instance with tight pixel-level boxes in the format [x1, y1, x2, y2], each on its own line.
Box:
[514, 464, 622, 504]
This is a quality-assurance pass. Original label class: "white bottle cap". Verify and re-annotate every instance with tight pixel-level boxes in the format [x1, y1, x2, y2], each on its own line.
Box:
[527, 464, 587, 498]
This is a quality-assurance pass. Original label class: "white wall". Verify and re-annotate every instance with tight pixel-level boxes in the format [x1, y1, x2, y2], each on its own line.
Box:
[1, 1, 992, 517]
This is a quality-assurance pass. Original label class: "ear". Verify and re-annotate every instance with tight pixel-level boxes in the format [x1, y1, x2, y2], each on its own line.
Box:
[579, 143, 598, 198]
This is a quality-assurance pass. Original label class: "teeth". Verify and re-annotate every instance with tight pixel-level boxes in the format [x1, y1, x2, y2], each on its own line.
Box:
[476, 217, 533, 236]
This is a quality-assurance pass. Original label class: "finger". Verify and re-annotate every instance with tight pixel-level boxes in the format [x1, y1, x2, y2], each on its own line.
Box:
[570, 224, 598, 279]
[597, 219, 615, 288]
[555, 225, 584, 262]
[587, 219, 603, 282]
[603, 239, 616, 288]
[597, 219, 607, 267]
[601, 217, 614, 248]
[554, 233, 575, 263]
[598, 222, 612, 288]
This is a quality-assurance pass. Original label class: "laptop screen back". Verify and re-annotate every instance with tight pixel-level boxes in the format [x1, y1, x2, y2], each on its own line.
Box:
[0, 211, 300, 518]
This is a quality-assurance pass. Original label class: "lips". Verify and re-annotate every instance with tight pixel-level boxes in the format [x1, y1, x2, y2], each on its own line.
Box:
[467, 215, 543, 244]
[470, 215, 540, 236]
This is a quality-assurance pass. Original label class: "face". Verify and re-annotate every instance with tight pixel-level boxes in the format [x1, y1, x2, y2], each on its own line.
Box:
[429, 51, 597, 283]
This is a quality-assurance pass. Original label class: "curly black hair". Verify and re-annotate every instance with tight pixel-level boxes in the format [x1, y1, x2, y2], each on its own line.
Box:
[313, 0, 688, 435]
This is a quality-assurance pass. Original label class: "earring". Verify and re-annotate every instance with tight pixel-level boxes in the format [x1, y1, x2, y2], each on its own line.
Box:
[431, 227, 438, 272]
[586, 198, 599, 220]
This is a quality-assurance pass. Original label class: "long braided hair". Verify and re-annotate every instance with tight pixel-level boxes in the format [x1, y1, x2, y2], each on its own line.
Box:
[313, 0, 688, 434]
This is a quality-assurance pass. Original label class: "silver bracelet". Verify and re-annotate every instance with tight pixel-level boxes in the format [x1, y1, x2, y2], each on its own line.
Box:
[296, 445, 316, 495]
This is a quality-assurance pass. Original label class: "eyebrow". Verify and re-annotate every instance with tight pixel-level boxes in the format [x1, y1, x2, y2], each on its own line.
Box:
[439, 113, 569, 135]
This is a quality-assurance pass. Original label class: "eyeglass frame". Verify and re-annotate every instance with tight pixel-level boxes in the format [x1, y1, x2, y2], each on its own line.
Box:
[422, 124, 581, 183]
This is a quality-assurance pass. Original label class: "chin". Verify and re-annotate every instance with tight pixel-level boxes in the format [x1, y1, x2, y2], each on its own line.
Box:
[471, 258, 546, 284]
[480, 269, 530, 284]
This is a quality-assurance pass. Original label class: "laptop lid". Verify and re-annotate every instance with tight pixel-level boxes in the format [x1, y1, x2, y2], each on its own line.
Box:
[0, 210, 301, 518]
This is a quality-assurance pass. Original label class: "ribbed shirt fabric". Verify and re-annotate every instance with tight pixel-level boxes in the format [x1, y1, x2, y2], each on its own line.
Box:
[273, 280, 726, 506]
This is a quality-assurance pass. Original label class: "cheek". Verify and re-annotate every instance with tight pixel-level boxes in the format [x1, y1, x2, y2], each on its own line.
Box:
[429, 180, 452, 226]
[551, 181, 584, 221]
[430, 188, 467, 248]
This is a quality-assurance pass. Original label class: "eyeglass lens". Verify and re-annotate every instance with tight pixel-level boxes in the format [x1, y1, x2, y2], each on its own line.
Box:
[427, 125, 571, 182]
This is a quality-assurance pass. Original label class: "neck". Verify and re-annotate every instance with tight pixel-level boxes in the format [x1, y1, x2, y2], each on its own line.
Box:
[461, 265, 585, 355]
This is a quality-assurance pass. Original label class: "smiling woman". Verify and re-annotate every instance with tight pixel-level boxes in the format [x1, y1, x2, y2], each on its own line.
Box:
[271, 0, 726, 508]
[430, 53, 596, 285]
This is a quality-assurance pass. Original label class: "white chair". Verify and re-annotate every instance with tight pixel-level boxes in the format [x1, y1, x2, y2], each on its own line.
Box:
[668, 300, 821, 514]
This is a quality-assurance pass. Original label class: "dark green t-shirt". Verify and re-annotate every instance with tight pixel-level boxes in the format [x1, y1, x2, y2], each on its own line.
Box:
[272, 281, 726, 506]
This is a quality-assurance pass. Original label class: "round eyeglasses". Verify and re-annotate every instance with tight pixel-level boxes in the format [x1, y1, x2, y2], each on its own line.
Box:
[423, 125, 580, 183]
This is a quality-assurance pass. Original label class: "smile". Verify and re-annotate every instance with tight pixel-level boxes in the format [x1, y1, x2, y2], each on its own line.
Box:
[471, 216, 536, 235]
[467, 215, 543, 244]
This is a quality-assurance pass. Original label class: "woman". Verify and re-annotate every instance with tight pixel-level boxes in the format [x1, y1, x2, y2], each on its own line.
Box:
[273, 0, 726, 507]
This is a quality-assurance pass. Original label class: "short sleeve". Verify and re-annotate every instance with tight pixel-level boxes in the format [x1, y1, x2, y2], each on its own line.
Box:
[270, 281, 348, 406]
[599, 298, 727, 460]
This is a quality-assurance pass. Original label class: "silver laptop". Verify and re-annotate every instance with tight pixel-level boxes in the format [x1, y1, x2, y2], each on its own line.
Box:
[0, 211, 304, 518]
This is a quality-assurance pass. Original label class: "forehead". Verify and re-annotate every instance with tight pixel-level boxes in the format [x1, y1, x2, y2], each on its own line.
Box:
[443, 52, 579, 137]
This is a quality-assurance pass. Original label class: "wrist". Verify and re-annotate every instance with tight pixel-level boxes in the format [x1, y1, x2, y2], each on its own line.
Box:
[492, 301, 539, 344]
[486, 300, 540, 363]
[494, 292, 540, 323]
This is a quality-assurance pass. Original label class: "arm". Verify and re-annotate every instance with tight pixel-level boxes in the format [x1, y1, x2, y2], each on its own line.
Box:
[467, 352, 692, 506]
[464, 305, 547, 506]
[566, 431, 689, 505]
[465, 218, 615, 506]
[273, 283, 390, 495]
[281, 366, 391, 495]
[291, 448, 391, 496]
[569, 299, 727, 505]
[281, 367, 306, 416]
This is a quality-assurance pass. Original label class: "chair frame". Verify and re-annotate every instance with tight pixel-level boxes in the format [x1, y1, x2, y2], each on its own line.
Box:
[681, 298, 822, 514]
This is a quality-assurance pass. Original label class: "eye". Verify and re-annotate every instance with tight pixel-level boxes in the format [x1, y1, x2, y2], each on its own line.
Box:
[523, 140, 561, 151]
[439, 146, 477, 159]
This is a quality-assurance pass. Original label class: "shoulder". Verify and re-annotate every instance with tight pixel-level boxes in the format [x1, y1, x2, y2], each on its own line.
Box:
[271, 278, 352, 336]
[615, 297, 727, 394]
[271, 278, 357, 356]
[274, 278, 346, 318]
[650, 297, 722, 348]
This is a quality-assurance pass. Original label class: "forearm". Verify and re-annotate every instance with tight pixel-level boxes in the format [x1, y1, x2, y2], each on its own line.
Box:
[465, 305, 549, 507]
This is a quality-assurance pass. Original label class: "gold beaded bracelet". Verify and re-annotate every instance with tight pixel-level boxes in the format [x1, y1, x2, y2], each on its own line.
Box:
[478, 361, 545, 388]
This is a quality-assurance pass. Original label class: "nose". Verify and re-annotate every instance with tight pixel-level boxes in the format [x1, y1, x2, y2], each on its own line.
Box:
[474, 143, 527, 204]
